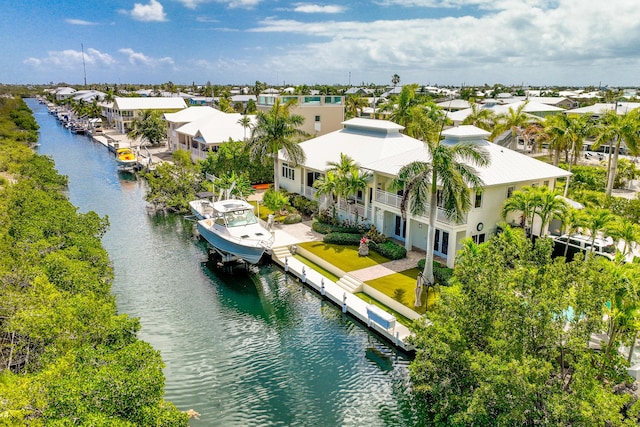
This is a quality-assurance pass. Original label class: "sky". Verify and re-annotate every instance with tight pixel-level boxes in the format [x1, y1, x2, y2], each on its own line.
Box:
[2, 0, 640, 87]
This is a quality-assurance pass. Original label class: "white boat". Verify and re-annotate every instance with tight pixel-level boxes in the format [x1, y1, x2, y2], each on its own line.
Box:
[188, 191, 216, 220]
[196, 198, 273, 265]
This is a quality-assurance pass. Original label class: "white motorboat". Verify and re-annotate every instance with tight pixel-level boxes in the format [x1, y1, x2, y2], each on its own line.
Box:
[196, 198, 273, 265]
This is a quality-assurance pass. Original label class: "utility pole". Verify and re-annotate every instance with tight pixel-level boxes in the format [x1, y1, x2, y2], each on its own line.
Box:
[81, 43, 87, 87]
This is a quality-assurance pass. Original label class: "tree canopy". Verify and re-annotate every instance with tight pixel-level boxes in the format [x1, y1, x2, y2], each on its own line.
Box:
[410, 226, 640, 426]
[0, 97, 188, 425]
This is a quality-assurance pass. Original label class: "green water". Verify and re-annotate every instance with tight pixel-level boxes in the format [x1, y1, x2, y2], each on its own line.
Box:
[29, 99, 418, 426]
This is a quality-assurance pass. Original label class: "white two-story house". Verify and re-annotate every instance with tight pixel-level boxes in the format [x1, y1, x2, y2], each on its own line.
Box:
[165, 107, 255, 162]
[276, 119, 570, 268]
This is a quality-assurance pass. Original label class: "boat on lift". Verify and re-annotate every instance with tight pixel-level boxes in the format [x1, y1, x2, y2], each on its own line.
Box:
[196, 198, 273, 265]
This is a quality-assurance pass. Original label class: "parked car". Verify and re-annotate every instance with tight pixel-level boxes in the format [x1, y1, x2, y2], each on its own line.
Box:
[553, 233, 616, 261]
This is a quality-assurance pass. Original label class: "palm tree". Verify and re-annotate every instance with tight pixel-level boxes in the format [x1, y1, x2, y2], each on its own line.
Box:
[558, 207, 587, 257]
[501, 186, 537, 235]
[609, 218, 640, 259]
[312, 170, 339, 217]
[592, 109, 640, 196]
[490, 101, 536, 149]
[584, 208, 614, 252]
[342, 167, 371, 222]
[247, 98, 306, 191]
[533, 187, 568, 237]
[344, 95, 369, 119]
[322, 153, 371, 221]
[461, 101, 495, 132]
[237, 116, 251, 141]
[127, 110, 165, 146]
[541, 114, 594, 195]
[391, 74, 400, 87]
[387, 84, 419, 128]
[391, 140, 489, 287]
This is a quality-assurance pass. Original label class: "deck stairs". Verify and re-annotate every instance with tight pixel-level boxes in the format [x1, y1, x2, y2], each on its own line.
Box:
[336, 273, 363, 293]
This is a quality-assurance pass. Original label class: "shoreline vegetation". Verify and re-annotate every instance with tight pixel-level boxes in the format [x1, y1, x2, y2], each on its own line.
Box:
[0, 97, 189, 424]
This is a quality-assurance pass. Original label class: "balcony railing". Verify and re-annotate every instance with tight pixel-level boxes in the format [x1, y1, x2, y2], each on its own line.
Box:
[375, 189, 402, 208]
[374, 189, 467, 225]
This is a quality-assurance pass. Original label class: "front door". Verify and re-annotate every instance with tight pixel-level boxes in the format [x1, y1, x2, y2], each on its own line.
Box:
[394, 215, 406, 240]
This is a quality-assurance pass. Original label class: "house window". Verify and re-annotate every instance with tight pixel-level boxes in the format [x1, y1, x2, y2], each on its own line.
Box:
[543, 180, 549, 188]
[531, 183, 538, 188]
[307, 171, 320, 187]
[282, 163, 295, 180]
[472, 233, 486, 244]
[474, 192, 482, 208]
[433, 229, 449, 255]
[315, 115, 321, 122]
[507, 186, 515, 198]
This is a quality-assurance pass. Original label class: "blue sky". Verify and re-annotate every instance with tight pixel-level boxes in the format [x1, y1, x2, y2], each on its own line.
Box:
[3, 0, 640, 87]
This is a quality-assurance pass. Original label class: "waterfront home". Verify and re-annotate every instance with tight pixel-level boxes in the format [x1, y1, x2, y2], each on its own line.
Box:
[256, 93, 344, 137]
[164, 106, 221, 152]
[110, 97, 187, 134]
[276, 119, 570, 268]
[167, 108, 254, 162]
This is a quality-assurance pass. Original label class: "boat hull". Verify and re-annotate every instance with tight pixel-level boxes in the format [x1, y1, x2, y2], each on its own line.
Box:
[197, 220, 271, 265]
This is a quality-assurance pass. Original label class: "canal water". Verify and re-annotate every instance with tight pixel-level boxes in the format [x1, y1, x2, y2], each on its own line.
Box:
[28, 99, 418, 426]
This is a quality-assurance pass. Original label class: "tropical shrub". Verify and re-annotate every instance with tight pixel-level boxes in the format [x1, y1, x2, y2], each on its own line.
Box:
[417, 259, 454, 285]
[370, 240, 406, 260]
[283, 213, 302, 224]
[290, 194, 318, 217]
[311, 220, 333, 234]
[262, 188, 290, 213]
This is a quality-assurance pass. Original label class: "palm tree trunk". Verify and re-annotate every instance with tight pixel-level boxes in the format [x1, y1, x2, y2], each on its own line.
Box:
[422, 188, 438, 286]
[273, 155, 280, 191]
[606, 138, 621, 196]
[628, 331, 637, 364]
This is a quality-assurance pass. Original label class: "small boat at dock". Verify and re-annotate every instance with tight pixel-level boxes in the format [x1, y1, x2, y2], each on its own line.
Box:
[115, 147, 138, 169]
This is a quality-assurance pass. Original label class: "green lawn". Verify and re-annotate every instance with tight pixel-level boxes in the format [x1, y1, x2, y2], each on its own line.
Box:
[298, 241, 390, 272]
[297, 240, 437, 314]
[364, 268, 436, 315]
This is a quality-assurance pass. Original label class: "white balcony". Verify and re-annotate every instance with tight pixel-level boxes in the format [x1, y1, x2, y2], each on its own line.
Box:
[374, 189, 467, 225]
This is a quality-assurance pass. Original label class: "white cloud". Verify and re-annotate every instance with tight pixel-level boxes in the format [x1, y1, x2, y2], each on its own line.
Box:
[118, 48, 178, 70]
[176, 0, 261, 9]
[293, 3, 346, 13]
[65, 19, 99, 25]
[248, 0, 640, 84]
[130, 0, 167, 22]
[23, 48, 116, 70]
[196, 16, 220, 22]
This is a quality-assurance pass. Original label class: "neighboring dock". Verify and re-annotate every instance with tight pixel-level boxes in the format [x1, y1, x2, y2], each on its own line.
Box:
[90, 130, 171, 170]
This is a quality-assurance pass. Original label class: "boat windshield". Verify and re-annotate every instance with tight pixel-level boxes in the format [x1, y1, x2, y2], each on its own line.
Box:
[224, 209, 258, 227]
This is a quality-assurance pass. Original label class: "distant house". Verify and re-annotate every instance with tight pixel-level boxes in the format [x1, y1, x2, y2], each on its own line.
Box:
[71, 90, 105, 103]
[165, 107, 254, 162]
[277, 120, 570, 268]
[54, 87, 77, 101]
[256, 93, 345, 137]
[164, 106, 221, 152]
[111, 97, 187, 134]
[188, 97, 215, 107]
